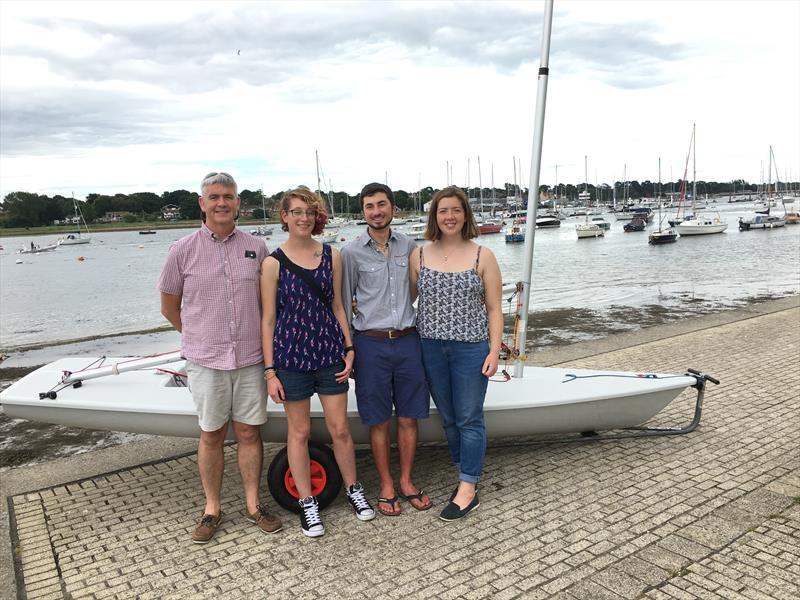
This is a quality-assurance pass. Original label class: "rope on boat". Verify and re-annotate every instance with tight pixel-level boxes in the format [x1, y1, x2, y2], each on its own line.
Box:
[500, 282, 526, 372]
[561, 373, 690, 384]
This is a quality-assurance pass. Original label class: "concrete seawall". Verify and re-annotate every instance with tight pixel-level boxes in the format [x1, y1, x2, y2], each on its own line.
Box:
[1, 296, 798, 599]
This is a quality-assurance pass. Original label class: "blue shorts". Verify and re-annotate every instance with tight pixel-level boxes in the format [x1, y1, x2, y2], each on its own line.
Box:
[277, 362, 349, 402]
[353, 331, 430, 426]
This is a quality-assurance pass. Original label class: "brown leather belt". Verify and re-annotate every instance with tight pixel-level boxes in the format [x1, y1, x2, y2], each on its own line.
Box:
[355, 327, 416, 339]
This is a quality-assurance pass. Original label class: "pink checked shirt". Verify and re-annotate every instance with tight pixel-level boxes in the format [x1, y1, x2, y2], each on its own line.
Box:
[158, 225, 269, 370]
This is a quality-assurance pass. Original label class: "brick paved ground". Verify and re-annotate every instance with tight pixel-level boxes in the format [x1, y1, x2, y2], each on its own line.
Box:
[6, 306, 799, 599]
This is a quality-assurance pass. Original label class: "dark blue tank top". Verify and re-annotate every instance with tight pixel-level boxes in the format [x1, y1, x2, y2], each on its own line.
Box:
[273, 245, 344, 372]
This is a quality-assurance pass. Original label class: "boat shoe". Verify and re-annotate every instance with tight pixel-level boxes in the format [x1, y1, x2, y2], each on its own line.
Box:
[247, 504, 283, 534]
[439, 494, 480, 522]
[192, 511, 223, 544]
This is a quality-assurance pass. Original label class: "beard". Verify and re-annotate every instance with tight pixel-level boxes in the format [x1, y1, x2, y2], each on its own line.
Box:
[368, 219, 391, 230]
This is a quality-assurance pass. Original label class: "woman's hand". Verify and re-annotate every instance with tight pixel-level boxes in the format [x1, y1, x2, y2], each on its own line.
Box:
[335, 351, 354, 383]
[267, 377, 285, 404]
[481, 351, 499, 378]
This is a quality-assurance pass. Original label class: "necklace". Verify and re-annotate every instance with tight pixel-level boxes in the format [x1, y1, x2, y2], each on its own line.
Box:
[441, 245, 458, 262]
[370, 237, 389, 255]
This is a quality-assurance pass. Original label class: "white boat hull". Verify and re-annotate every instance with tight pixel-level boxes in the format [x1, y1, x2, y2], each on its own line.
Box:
[576, 224, 604, 238]
[58, 238, 91, 246]
[675, 220, 728, 235]
[0, 357, 698, 444]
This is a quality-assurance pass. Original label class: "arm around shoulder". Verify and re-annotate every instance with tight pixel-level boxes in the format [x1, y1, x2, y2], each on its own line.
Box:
[409, 246, 421, 302]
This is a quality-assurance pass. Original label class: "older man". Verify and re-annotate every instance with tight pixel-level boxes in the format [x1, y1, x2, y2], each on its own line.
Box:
[341, 183, 432, 516]
[158, 172, 282, 543]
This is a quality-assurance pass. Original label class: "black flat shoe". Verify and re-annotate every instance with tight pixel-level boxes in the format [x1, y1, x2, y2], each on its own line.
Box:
[439, 494, 479, 522]
[448, 483, 477, 502]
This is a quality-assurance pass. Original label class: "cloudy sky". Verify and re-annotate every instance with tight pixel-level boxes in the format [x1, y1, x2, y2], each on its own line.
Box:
[1, 0, 798, 201]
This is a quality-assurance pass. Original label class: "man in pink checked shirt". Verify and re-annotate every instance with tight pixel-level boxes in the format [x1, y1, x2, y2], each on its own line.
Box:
[158, 172, 282, 543]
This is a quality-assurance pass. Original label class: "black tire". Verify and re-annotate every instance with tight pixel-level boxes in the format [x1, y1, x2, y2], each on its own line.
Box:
[266, 441, 343, 513]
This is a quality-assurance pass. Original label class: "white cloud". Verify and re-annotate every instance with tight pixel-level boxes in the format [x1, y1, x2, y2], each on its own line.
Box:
[0, 0, 798, 201]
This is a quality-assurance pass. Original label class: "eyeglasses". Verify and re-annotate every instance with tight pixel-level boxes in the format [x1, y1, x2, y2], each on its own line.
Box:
[203, 171, 233, 179]
[286, 209, 318, 218]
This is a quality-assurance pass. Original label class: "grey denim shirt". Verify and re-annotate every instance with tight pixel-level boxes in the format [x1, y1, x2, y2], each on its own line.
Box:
[341, 229, 417, 331]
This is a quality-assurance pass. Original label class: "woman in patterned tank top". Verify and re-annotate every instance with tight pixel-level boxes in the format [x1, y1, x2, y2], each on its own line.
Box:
[409, 186, 503, 522]
[261, 187, 375, 537]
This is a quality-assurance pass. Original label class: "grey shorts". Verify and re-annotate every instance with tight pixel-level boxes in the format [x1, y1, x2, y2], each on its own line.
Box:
[185, 361, 267, 432]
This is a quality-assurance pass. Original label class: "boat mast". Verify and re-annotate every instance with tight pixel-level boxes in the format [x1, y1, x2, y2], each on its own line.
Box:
[691, 123, 697, 215]
[491, 163, 496, 216]
[512, 156, 518, 211]
[315, 149, 321, 195]
[478, 156, 484, 215]
[261, 182, 267, 226]
[514, 0, 553, 378]
[767, 145, 773, 200]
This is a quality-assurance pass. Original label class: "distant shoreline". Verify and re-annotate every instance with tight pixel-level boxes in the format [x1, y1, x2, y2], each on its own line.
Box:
[0, 219, 281, 238]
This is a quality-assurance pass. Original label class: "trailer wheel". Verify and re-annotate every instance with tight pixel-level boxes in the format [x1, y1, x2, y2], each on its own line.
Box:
[266, 442, 342, 513]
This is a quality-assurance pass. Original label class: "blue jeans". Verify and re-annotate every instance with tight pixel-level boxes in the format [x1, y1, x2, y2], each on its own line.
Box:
[420, 338, 489, 484]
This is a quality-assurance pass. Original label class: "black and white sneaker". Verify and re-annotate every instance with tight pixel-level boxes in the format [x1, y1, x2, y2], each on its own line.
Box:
[298, 496, 324, 538]
[346, 482, 376, 521]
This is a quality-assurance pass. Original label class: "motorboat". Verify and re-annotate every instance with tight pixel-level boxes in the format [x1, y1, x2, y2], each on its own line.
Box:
[249, 226, 273, 237]
[535, 215, 561, 228]
[18, 243, 58, 254]
[478, 222, 503, 234]
[138, 230, 157, 235]
[784, 212, 800, 224]
[407, 222, 426, 241]
[504, 223, 525, 243]
[676, 216, 728, 235]
[738, 214, 786, 231]
[0, 353, 717, 511]
[313, 229, 339, 244]
[575, 223, 604, 239]
[623, 216, 647, 232]
[590, 216, 611, 230]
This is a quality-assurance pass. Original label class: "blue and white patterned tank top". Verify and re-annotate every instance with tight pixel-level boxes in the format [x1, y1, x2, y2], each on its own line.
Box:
[273, 245, 345, 372]
[417, 246, 489, 342]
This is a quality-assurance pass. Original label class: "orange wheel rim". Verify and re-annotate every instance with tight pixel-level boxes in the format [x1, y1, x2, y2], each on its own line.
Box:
[284, 459, 328, 499]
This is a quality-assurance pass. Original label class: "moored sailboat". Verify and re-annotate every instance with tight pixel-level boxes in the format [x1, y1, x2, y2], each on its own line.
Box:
[649, 158, 678, 244]
[576, 156, 604, 239]
[57, 195, 92, 246]
[675, 124, 728, 236]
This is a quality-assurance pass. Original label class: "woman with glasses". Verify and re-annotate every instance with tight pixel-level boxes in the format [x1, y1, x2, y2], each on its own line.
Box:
[260, 187, 375, 537]
[409, 186, 503, 522]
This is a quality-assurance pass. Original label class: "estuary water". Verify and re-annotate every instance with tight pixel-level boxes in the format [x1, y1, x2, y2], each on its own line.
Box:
[1, 201, 798, 351]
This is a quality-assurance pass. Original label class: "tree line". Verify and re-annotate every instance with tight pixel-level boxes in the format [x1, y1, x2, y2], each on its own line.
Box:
[0, 179, 777, 229]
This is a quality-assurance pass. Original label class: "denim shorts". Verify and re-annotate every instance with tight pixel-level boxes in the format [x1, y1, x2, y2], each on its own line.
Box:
[277, 362, 349, 401]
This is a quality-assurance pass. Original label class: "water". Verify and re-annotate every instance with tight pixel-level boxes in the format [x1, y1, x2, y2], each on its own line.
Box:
[1, 202, 798, 350]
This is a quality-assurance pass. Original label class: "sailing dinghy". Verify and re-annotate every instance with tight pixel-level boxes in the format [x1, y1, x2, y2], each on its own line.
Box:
[0, 1, 719, 513]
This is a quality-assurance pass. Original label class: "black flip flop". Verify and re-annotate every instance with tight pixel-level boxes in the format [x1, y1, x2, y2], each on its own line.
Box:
[399, 489, 433, 511]
[377, 496, 401, 516]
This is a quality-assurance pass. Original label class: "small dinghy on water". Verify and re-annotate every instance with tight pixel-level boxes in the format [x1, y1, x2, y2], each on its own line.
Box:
[0, 1, 719, 513]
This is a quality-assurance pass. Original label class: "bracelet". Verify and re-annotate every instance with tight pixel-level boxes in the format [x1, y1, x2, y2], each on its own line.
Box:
[264, 370, 278, 381]
[344, 345, 354, 354]
[264, 365, 276, 372]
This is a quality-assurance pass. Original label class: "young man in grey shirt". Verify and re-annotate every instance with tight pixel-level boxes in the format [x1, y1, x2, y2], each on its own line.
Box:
[341, 183, 432, 515]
